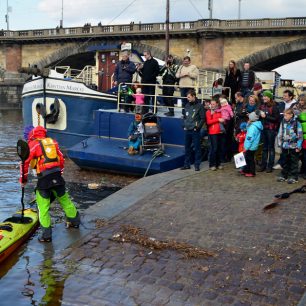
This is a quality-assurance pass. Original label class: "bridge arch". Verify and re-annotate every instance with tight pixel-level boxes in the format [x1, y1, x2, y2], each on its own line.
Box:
[236, 37, 306, 71]
[35, 41, 177, 69]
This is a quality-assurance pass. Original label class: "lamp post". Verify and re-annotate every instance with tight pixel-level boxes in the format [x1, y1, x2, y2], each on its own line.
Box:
[208, 0, 213, 19]
[238, 0, 242, 20]
[60, 0, 64, 28]
[165, 0, 169, 58]
[5, 0, 10, 31]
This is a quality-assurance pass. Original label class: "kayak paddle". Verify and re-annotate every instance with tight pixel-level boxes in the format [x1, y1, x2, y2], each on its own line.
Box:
[17, 139, 30, 219]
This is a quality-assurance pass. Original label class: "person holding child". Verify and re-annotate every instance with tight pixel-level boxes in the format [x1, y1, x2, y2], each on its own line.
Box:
[219, 98, 234, 162]
[277, 108, 303, 184]
[206, 98, 224, 170]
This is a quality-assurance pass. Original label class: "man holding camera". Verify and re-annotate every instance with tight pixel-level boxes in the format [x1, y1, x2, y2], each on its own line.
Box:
[159, 55, 179, 116]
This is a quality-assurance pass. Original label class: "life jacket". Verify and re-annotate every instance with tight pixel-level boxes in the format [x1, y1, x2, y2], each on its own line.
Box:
[36, 138, 60, 174]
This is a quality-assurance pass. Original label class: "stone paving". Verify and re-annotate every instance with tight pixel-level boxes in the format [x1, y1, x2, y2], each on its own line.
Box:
[56, 164, 305, 305]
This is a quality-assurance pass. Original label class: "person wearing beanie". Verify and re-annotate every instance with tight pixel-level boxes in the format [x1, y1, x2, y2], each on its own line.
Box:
[248, 111, 259, 122]
[241, 111, 263, 177]
[252, 82, 264, 105]
[262, 90, 273, 100]
[258, 91, 280, 173]
[253, 82, 262, 92]
[127, 113, 143, 155]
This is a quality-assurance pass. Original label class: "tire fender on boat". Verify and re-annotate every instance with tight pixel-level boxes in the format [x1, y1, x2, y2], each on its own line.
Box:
[45, 98, 60, 124]
[35, 98, 60, 124]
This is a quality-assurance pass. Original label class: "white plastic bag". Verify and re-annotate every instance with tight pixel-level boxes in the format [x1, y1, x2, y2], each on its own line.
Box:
[234, 152, 246, 168]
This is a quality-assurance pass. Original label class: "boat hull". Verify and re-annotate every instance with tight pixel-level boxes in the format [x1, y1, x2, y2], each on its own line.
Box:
[68, 137, 185, 175]
[0, 209, 39, 263]
[22, 77, 117, 148]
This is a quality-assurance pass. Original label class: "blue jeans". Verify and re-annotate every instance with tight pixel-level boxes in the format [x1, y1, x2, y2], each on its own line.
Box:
[261, 129, 277, 169]
[209, 134, 222, 167]
[302, 148, 306, 175]
[184, 129, 201, 168]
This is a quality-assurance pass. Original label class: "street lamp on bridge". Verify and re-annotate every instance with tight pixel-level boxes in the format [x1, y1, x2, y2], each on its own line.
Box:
[60, 0, 64, 28]
[238, 0, 242, 20]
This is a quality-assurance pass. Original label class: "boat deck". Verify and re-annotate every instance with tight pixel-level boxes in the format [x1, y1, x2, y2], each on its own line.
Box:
[67, 137, 185, 176]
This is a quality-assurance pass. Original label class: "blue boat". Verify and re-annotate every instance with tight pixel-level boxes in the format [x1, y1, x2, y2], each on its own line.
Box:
[21, 44, 188, 175]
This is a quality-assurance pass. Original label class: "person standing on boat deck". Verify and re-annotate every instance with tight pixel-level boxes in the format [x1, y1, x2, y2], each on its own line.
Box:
[224, 60, 241, 104]
[159, 54, 179, 116]
[180, 89, 205, 171]
[19, 126, 80, 242]
[113, 52, 136, 112]
[240, 62, 255, 99]
[137, 50, 160, 113]
[176, 56, 199, 116]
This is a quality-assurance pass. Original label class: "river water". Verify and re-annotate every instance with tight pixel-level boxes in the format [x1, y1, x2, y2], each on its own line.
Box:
[0, 110, 126, 305]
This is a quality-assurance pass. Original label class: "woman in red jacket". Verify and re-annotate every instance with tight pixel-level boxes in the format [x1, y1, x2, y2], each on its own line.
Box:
[206, 99, 224, 170]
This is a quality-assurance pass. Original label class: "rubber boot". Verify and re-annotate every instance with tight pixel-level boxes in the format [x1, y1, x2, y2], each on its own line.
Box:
[66, 211, 80, 229]
[38, 226, 52, 242]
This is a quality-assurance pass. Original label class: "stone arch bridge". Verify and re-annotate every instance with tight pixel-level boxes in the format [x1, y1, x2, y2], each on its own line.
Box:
[1, 17, 306, 74]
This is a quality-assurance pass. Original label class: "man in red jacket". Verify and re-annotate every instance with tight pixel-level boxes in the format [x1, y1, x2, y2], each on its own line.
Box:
[20, 126, 80, 242]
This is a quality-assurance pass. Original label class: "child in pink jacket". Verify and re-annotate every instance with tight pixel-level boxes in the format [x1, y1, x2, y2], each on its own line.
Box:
[132, 87, 145, 113]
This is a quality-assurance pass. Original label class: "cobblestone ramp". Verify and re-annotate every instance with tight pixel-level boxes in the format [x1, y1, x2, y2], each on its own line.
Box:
[58, 164, 305, 305]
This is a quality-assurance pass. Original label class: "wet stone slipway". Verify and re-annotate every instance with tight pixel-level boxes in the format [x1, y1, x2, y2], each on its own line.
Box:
[55, 164, 305, 305]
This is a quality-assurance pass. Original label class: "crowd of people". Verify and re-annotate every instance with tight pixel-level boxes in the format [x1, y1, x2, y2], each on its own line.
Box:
[185, 87, 305, 183]
[114, 51, 306, 182]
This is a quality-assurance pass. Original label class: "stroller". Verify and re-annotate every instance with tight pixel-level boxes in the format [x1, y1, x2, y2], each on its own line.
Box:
[139, 113, 164, 155]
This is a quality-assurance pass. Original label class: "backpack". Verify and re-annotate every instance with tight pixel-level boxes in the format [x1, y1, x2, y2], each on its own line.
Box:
[39, 138, 59, 165]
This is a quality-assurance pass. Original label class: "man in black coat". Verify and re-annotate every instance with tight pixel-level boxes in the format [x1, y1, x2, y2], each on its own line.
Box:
[137, 50, 160, 113]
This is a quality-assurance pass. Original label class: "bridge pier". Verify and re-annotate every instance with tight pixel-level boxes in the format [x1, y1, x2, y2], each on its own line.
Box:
[5, 44, 22, 73]
[200, 37, 224, 71]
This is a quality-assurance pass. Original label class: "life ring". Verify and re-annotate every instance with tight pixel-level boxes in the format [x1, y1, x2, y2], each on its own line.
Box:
[45, 98, 60, 124]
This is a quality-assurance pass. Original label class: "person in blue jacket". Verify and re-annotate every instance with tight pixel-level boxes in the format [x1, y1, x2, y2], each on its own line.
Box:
[242, 110, 263, 177]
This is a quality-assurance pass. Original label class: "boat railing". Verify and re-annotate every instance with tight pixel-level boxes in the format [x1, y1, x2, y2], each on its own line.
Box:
[54, 65, 94, 85]
[75, 65, 94, 85]
[117, 82, 232, 114]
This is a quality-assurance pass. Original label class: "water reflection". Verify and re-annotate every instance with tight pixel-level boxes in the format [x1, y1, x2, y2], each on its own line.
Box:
[0, 110, 119, 304]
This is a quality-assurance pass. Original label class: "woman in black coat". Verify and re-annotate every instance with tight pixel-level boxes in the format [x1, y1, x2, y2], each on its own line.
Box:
[224, 60, 241, 104]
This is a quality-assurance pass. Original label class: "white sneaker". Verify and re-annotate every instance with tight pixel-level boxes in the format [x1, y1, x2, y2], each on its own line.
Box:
[210, 166, 217, 171]
[218, 165, 224, 170]
[273, 164, 283, 170]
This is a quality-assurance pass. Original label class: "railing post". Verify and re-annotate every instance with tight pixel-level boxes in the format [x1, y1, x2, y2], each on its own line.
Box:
[153, 83, 158, 114]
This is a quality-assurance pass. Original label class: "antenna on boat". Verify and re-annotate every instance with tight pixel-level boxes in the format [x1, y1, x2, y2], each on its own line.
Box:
[165, 0, 170, 58]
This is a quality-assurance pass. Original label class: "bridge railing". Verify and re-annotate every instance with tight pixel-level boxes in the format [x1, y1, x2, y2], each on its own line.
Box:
[1, 17, 306, 39]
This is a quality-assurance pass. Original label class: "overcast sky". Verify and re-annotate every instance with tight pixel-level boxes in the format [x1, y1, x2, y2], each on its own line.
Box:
[2, 0, 306, 80]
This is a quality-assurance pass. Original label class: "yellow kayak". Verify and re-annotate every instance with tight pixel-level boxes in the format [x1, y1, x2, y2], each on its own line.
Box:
[0, 208, 39, 263]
